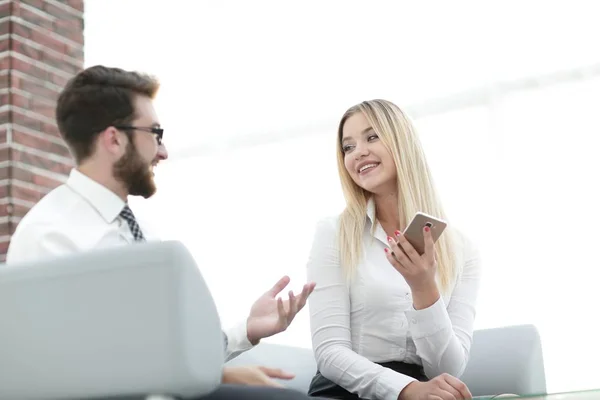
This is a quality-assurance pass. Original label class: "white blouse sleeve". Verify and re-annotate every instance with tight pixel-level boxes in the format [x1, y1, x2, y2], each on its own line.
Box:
[404, 232, 483, 379]
[307, 218, 416, 400]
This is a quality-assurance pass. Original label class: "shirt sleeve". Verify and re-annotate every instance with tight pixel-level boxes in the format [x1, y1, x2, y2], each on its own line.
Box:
[307, 217, 416, 400]
[6, 223, 80, 265]
[223, 319, 255, 362]
[404, 232, 483, 379]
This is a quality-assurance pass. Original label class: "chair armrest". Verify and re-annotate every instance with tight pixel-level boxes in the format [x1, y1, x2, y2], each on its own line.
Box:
[0, 241, 224, 399]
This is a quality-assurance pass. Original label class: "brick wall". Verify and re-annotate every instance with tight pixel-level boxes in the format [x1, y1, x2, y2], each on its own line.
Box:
[0, 0, 84, 262]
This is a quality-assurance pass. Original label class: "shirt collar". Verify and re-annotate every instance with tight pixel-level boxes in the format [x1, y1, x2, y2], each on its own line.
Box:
[66, 169, 126, 224]
[366, 197, 376, 226]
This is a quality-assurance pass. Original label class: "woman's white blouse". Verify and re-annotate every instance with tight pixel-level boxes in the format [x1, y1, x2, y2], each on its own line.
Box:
[306, 202, 482, 400]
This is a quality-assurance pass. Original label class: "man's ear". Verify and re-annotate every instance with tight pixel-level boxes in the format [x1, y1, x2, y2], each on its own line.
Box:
[98, 126, 126, 156]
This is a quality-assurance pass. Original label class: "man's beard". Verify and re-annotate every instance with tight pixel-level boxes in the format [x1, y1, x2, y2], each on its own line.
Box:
[113, 141, 156, 199]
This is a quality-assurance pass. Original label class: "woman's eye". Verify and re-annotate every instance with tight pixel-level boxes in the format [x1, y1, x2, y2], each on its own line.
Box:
[342, 145, 354, 153]
[368, 134, 379, 141]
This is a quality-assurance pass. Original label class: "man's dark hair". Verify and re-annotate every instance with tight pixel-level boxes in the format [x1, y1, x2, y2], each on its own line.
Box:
[56, 65, 160, 163]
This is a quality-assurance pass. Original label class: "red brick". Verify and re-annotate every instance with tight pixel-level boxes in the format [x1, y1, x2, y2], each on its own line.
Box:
[9, 91, 56, 120]
[0, 2, 11, 22]
[0, 93, 9, 111]
[0, 148, 8, 165]
[9, 22, 34, 44]
[1, 92, 15, 109]
[0, 165, 8, 180]
[0, 220, 10, 236]
[41, 122, 61, 139]
[19, 0, 46, 10]
[10, 39, 44, 64]
[44, 2, 83, 24]
[12, 73, 61, 102]
[11, 2, 55, 32]
[30, 97, 57, 121]
[7, 91, 30, 110]
[11, 147, 73, 176]
[0, 72, 11, 91]
[1, 0, 83, 260]
[11, 109, 44, 133]
[33, 27, 82, 57]
[11, 203, 33, 220]
[66, 0, 85, 12]
[0, 203, 9, 218]
[0, 241, 8, 262]
[0, 37, 9, 53]
[31, 173, 65, 190]
[0, 54, 9, 73]
[11, 108, 62, 139]
[11, 20, 83, 59]
[12, 166, 64, 191]
[0, 109, 9, 126]
[12, 128, 71, 159]
[0, 19, 9, 36]
[11, 181, 49, 204]
[7, 55, 70, 88]
[53, 18, 85, 43]
[11, 38, 82, 76]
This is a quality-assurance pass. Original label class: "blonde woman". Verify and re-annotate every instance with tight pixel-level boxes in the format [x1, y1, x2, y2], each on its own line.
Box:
[306, 100, 482, 400]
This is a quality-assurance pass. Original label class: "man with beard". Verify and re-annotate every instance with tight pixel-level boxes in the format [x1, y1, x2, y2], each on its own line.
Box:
[6, 65, 320, 400]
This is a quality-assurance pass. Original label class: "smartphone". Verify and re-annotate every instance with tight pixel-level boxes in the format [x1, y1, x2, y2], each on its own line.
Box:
[402, 212, 447, 255]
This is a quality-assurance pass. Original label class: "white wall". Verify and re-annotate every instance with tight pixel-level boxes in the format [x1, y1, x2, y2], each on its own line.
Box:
[85, 1, 600, 393]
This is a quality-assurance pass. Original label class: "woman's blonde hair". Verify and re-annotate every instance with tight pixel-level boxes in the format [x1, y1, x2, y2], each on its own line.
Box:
[336, 99, 457, 293]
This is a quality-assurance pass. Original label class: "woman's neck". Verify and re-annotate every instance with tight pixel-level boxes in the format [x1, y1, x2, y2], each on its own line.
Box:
[373, 191, 403, 231]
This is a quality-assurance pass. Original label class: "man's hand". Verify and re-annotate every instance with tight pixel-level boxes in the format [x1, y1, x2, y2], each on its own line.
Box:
[246, 276, 316, 344]
[222, 366, 295, 388]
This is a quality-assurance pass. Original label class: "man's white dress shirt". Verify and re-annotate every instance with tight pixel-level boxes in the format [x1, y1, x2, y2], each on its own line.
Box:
[307, 200, 482, 400]
[7, 168, 253, 361]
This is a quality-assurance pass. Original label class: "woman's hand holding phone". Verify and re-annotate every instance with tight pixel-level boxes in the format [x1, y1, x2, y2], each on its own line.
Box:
[384, 225, 440, 310]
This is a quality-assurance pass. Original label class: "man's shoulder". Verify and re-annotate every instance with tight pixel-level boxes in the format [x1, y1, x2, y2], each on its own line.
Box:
[18, 184, 80, 225]
[7, 183, 110, 264]
[12, 182, 107, 245]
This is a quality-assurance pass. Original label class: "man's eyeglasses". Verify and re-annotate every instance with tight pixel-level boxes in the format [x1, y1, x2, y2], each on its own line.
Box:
[115, 126, 164, 145]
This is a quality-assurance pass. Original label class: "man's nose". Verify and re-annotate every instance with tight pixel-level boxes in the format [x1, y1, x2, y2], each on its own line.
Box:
[156, 143, 168, 161]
